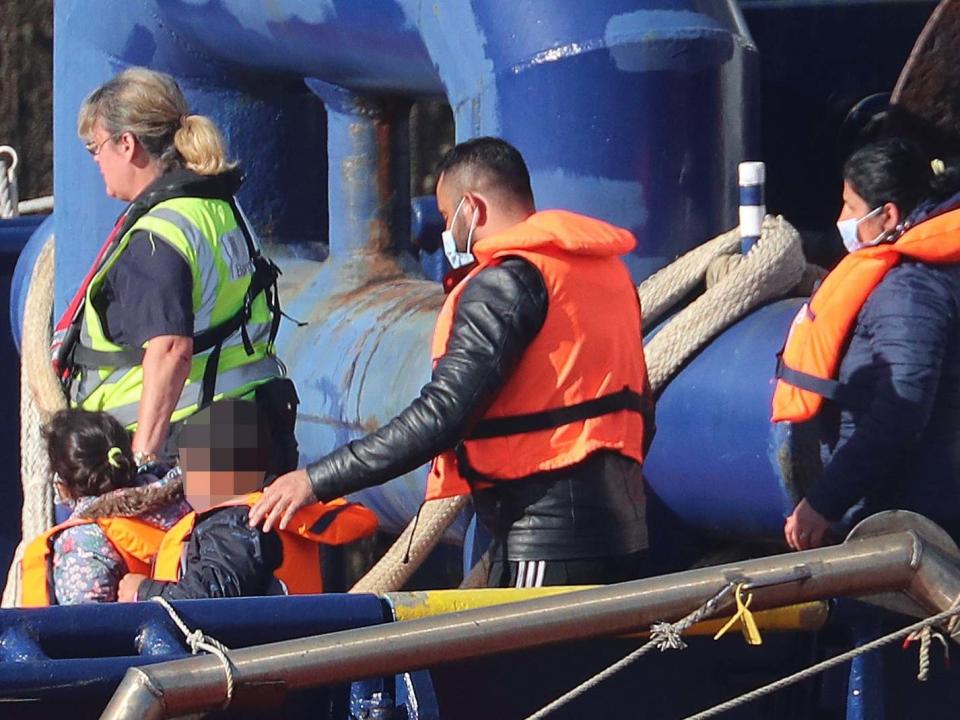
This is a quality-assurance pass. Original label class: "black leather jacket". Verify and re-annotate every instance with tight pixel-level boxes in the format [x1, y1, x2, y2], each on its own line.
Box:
[306, 257, 651, 561]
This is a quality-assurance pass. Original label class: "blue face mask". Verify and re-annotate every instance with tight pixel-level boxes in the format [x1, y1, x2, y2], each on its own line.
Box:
[441, 197, 479, 269]
[837, 206, 884, 253]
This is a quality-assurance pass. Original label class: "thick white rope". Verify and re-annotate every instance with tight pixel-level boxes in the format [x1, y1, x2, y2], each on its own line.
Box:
[350, 495, 469, 594]
[151, 596, 235, 708]
[905, 623, 950, 682]
[524, 584, 737, 720]
[683, 600, 960, 720]
[0, 146, 19, 219]
[2, 236, 62, 607]
[640, 216, 806, 391]
[18, 196, 54, 215]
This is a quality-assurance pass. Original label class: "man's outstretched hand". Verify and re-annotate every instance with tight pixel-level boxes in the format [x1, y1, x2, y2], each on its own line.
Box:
[248, 468, 316, 532]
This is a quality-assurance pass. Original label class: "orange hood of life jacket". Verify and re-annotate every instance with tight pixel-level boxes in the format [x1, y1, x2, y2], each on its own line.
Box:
[772, 207, 960, 422]
[426, 209, 653, 500]
[152, 492, 378, 595]
[20, 516, 168, 607]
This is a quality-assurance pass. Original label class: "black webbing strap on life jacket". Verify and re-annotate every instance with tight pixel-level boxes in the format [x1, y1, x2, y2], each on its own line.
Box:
[455, 386, 653, 483]
[775, 354, 868, 411]
[465, 386, 652, 439]
[196, 197, 290, 410]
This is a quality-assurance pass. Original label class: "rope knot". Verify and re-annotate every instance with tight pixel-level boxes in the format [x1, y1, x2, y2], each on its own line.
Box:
[185, 628, 205, 654]
[151, 596, 235, 708]
[904, 625, 951, 681]
[650, 621, 688, 651]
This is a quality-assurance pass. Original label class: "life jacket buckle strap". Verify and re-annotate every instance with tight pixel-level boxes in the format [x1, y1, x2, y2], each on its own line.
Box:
[776, 360, 869, 411]
[466, 386, 652, 441]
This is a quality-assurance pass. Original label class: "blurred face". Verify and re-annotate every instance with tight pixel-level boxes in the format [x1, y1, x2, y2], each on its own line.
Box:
[180, 447, 264, 513]
[86, 120, 139, 202]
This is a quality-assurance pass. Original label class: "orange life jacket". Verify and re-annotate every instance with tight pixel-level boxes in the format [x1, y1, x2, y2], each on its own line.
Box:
[772, 207, 960, 422]
[20, 516, 168, 607]
[426, 210, 653, 500]
[152, 492, 378, 594]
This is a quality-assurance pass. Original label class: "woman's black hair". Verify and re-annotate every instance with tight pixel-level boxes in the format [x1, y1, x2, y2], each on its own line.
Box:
[844, 137, 960, 215]
[44, 409, 137, 498]
[844, 137, 931, 215]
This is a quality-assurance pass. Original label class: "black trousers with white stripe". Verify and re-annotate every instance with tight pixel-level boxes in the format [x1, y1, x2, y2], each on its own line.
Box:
[487, 550, 654, 588]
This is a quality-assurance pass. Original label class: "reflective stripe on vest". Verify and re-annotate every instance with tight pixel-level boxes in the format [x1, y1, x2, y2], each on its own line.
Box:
[425, 211, 651, 500]
[772, 207, 960, 422]
[152, 493, 378, 594]
[20, 516, 167, 607]
[91, 355, 282, 428]
[71, 197, 279, 426]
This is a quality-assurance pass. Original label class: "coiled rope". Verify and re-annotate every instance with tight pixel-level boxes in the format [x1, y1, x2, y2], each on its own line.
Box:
[2, 235, 65, 607]
[351, 216, 808, 594]
[0, 146, 19, 219]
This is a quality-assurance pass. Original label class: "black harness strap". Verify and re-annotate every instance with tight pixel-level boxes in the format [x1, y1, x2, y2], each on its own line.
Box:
[775, 355, 868, 411]
[456, 386, 652, 484]
[465, 386, 653, 440]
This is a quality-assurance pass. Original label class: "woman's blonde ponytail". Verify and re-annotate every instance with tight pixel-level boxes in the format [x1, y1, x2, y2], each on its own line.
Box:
[174, 114, 236, 176]
[78, 67, 236, 176]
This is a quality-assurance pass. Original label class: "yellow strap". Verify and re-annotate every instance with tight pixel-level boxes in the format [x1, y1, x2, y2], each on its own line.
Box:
[713, 583, 763, 646]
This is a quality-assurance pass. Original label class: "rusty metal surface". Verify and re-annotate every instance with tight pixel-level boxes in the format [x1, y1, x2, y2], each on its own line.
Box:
[274, 250, 449, 535]
[891, 0, 960, 151]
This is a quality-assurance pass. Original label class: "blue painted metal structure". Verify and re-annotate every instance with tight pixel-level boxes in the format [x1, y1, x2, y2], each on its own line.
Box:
[2, 1, 953, 718]
[34, 0, 763, 538]
[645, 298, 807, 539]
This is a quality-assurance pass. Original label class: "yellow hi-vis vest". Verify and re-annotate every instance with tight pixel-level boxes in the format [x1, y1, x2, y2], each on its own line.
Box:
[70, 196, 282, 428]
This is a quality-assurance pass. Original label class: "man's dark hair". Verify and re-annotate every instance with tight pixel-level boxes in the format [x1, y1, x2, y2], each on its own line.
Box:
[435, 137, 534, 206]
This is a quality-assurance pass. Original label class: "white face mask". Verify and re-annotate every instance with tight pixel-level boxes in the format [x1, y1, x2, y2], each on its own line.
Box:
[53, 473, 75, 510]
[441, 197, 479, 269]
[837, 206, 884, 253]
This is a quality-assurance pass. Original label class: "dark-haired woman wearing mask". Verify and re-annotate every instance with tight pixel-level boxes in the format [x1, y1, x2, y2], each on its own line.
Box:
[774, 137, 960, 549]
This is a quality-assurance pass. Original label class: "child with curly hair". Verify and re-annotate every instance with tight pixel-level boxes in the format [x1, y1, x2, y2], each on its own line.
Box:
[20, 409, 189, 606]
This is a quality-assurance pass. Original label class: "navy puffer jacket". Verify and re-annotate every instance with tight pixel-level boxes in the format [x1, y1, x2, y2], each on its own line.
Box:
[806, 210, 960, 540]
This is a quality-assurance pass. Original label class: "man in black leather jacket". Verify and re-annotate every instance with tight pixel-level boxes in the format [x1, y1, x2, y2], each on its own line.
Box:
[250, 138, 655, 586]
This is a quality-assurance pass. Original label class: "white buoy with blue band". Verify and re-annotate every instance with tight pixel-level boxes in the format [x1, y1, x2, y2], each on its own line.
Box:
[739, 161, 765, 253]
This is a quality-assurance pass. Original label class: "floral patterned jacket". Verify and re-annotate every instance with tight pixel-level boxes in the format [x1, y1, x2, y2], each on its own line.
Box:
[52, 467, 189, 605]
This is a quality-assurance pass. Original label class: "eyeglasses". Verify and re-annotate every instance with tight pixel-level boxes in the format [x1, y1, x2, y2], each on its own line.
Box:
[86, 135, 115, 157]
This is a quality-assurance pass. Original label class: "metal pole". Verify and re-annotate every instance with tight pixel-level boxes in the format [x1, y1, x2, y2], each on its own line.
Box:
[101, 516, 960, 720]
